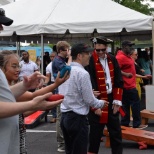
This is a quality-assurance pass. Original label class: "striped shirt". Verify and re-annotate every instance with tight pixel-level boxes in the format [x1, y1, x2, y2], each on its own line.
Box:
[59, 62, 104, 115]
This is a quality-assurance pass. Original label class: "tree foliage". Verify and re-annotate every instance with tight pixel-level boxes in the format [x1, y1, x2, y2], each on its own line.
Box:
[112, 0, 154, 15]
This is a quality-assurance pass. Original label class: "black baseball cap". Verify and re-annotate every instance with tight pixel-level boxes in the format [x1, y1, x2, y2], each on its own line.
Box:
[90, 36, 113, 45]
[0, 8, 13, 26]
[71, 43, 94, 57]
[122, 40, 135, 47]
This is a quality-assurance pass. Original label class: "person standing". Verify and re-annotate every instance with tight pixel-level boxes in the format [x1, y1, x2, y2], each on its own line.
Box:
[19, 51, 38, 92]
[59, 42, 109, 154]
[130, 49, 150, 99]
[35, 56, 41, 72]
[0, 50, 69, 154]
[137, 50, 153, 85]
[52, 41, 71, 152]
[45, 51, 57, 123]
[19, 51, 38, 81]
[43, 52, 51, 75]
[85, 36, 124, 154]
[116, 40, 148, 129]
[0, 9, 64, 154]
[45, 52, 57, 85]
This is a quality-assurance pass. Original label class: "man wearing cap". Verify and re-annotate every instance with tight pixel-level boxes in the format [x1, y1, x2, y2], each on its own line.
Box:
[85, 36, 123, 154]
[116, 40, 148, 129]
[59, 42, 109, 154]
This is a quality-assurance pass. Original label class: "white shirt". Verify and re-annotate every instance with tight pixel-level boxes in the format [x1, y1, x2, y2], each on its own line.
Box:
[99, 55, 122, 106]
[46, 62, 54, 82]
[19, 60, 38, 81]
[59, 62, 104, 115]
[99, 56, 112, 94]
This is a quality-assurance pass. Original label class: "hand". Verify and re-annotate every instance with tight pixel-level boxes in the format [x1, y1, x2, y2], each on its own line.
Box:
[94, 108, 102, 116]
[93, 90, 101, 97]
[112, 104, 120, 114]
[145, 74, 152, 79]
[140, 69, 145, 73]
[126, 73, 133, 78]
[102, 100, 109, 109]
[54, 71, 70, 86]
[23, 71, 46, 90]
[38, 78, 45, 89]
[31, 92, 63, 111]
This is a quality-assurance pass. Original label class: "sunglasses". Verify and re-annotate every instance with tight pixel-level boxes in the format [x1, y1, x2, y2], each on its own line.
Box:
[95, 48, 106, 52]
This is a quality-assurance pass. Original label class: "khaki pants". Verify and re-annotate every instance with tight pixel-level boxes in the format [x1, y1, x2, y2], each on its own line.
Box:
[56, 105, 65, 148]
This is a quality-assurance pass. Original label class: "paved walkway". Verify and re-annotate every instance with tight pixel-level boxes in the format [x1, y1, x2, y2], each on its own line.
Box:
[26, 115, 154, 154]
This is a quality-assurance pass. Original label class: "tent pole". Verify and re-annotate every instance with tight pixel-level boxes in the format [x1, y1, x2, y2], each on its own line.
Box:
[41, 34, 44, 75]
[16, 35, 20, 56]
[152, 20, 154, 84]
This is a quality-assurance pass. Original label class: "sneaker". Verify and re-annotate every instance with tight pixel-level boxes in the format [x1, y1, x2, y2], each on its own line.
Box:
[135, 124, 148, 129]
[129, 123, 133, 127]
[57, 146, 65, 153]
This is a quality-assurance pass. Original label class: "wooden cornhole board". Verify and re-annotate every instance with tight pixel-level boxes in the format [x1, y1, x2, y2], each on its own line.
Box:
[141, 109, 154, 125]
[103, 126, 154, 148]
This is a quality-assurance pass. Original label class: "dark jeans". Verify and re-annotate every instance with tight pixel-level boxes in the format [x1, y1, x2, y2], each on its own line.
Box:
[51, 107, 57, 118]
[61, 111, 89, 154]
[121, 88, 141, 128]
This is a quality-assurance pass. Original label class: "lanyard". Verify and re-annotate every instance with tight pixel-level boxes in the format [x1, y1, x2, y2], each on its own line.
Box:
[101, 59, 107, 79]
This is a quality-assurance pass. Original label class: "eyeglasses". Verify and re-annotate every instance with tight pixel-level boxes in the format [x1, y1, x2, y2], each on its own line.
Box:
[95, 48, 106, 52]
[11, 65, 20, 70]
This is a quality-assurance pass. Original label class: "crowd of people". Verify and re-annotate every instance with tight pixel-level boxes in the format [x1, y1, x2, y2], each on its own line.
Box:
[0, 8, 153, 154]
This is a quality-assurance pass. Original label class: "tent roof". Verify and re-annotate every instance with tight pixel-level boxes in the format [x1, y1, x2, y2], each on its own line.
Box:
[0, 0, 153, 36]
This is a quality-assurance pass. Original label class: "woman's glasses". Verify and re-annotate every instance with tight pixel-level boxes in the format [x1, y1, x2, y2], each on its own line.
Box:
[11, 65, 20, 70]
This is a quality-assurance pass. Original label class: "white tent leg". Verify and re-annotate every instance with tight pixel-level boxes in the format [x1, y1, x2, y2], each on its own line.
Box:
[41, 34, 44, 75]
[16, 35, 20, 56]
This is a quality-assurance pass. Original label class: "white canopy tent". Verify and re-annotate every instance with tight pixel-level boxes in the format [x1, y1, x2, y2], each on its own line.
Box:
[0, 0, 154, 81]
[0, 0, 153, 36]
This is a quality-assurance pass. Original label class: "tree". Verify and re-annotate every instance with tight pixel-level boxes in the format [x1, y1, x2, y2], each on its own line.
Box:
[112, 0, 154, 15]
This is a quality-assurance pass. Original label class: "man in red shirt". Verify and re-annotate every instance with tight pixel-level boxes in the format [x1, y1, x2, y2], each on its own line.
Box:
[116, 40, 147, 129]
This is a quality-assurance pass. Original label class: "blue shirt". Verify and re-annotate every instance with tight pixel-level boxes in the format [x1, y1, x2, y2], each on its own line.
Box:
[52, 56, 66, 78]
[59, 62, 104, 115]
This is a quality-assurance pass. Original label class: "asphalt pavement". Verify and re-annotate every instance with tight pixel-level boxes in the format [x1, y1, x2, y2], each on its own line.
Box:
[26, 114, 154, 154]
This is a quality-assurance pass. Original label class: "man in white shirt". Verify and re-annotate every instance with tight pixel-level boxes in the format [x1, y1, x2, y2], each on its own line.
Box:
[19, 51, 38, 92]
[59, 43, 108, 154]
[45, 51, 57, 123]
[45, 52, 57, 85]
[19, 51, 38, 81]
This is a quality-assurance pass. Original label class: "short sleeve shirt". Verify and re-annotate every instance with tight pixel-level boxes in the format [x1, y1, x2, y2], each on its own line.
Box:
[46, 62, 54, 82]
[116, 51, 136, 89]
[0, 69, 19, 154]
[19, 60, 38, 81]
